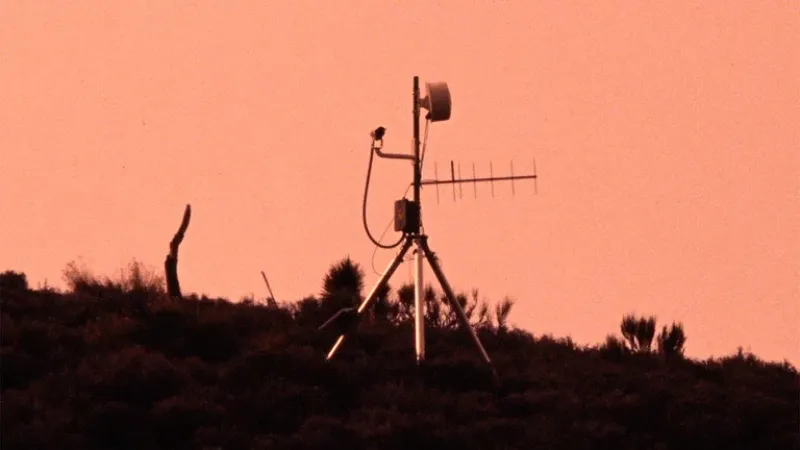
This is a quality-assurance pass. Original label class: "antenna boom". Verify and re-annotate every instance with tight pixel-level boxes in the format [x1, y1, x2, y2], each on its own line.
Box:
[419, 173, 537, 186]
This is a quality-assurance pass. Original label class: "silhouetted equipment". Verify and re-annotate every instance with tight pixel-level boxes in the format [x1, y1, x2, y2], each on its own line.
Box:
[423, 159, 538, 203]
[371, 126, 386, 141]
[325, 76, 539, 385]
[394, 198, 420, 233]
[419, 81, 452, 122]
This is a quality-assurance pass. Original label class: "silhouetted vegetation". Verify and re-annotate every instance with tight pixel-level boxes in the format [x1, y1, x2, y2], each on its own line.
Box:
[320, 256, 364, 319]
[1, 260, 797, 449]
[165, 204, 192, 298]
[1, 270, 28, 292]
[613, 313, 687, 364]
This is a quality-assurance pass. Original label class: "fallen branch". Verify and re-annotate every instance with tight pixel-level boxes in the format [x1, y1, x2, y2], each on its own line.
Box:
[165, 204, 191, 298]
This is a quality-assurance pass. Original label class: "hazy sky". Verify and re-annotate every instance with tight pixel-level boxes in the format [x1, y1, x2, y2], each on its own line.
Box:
[2, 2, 797, 365]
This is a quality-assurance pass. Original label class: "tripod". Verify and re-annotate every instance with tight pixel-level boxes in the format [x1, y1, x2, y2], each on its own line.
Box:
[322, 76, 499, 383]
[324, 232, 496, 375]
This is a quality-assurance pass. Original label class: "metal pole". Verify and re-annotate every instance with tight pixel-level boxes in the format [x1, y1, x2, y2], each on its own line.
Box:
[412, 76, 425, 363]
[413, 76, 421, 208]
[261, 271, 276, 303]
[414, 240, 425, 362]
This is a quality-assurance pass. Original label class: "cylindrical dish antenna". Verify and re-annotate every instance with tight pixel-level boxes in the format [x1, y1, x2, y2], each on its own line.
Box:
[421, 81, 451, 122]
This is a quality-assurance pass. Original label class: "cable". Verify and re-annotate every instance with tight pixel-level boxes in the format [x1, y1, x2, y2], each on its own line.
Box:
[418, 118, 431, 233]
[419, 118, 431, 173]
[370, 216, 396, 275]
[364, 118, 430, 265]
[371, 183, 413, 275]
[363, 139, 406, 249]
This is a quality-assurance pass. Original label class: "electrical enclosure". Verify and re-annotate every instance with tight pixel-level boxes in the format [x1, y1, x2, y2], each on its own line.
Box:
[394, 199, 420, 233]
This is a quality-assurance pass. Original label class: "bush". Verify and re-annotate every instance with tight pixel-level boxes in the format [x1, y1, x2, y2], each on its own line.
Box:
[657, 322, 687, 361]
[2, 261, 793, 449]
[320, 256, 364, 316]
[620, 314, 656, 353]
[62, 258, 164, 296]
[1, 270, 28, 292]
[600, 334, 630, 361]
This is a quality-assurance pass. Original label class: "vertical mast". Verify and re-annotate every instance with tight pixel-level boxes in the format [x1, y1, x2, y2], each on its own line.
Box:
[412, 76, 425, 362]
[413, 76, 421, 213]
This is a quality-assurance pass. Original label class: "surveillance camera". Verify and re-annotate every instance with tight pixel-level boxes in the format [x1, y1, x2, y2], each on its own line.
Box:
[371, 127, 386, 141]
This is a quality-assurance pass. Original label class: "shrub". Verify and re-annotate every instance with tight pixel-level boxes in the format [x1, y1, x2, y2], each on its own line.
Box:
[600, 334, 630, 361]
[76, 346, 187, 406]
[657, 322, 687, 361]
[494, 296, 515, 332]
[62, 258, 164, 296]
[0, 270, 28, 292]
[321, 256, 364, 313]
[620, 314, 656, 353]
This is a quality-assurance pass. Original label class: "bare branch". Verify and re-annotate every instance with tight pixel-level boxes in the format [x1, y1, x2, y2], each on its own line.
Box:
[165, 204, 191, 298]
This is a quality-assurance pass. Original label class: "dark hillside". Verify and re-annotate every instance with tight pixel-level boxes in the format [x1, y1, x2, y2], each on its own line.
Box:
[1, 272, 798, 449]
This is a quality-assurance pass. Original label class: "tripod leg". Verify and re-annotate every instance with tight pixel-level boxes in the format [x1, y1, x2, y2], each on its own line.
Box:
[325, 237, 414, 361]
[414, 240, 425, 363]
[418, 236, 499, 382]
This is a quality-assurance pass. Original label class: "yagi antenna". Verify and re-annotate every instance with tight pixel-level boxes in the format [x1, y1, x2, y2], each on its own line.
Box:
[421, 158, 538, 203]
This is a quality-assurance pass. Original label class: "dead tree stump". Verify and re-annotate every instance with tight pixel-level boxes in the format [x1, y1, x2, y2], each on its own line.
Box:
[165, 204, 191, 298]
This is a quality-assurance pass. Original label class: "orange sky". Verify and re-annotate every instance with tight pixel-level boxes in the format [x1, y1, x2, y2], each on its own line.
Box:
[2, 2, 798, 366]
